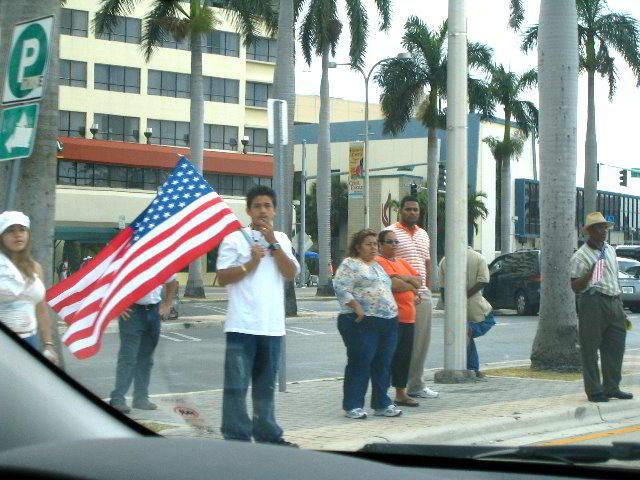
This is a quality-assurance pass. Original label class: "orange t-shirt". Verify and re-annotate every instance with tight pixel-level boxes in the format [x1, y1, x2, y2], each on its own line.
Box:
[375, 256, 418, 323]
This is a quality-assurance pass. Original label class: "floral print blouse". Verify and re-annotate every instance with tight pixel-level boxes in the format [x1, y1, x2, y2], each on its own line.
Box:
[333, 257, 397, 319]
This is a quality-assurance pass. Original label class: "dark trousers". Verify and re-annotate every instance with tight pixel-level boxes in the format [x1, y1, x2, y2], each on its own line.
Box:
[337, 313, 398, 411]
[110, 304, 160, 405]
[391, 322, 414, 388]
[577, 293, 627, 397]
[467, 312, 496, 372]
[221, 333, 283, 442]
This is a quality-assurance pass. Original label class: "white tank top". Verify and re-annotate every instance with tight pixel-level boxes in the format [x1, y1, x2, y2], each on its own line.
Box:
[0, 253, 45, 338]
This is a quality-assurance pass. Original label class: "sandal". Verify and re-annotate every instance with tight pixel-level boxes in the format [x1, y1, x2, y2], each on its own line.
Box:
[394, 399, 419, 407]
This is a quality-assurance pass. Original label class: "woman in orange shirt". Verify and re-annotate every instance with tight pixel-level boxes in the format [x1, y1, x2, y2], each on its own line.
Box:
[376, 230, 422, 407]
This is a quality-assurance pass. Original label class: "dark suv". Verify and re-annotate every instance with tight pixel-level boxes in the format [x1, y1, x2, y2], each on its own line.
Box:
[484, 250, 541, 315]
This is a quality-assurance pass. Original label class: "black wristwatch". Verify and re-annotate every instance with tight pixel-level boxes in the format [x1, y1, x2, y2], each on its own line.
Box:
[268, 242, 281, 251]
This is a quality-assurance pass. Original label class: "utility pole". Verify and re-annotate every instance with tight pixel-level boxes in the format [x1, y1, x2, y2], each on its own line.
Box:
[435, 0, 475, 383]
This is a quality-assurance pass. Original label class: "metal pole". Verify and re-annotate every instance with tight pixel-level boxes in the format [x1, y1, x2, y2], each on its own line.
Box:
[4, 159, 22, 210]
[364, 76, 370, 229]
[273, 102, 287, 392]
[299, 140, 307, 286]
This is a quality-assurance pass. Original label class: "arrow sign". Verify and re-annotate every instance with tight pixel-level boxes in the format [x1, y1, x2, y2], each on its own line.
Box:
[0, 103, 39, 162]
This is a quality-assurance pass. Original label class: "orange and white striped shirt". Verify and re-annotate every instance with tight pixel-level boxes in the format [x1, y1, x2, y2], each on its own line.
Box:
[385, 222, 431, 292]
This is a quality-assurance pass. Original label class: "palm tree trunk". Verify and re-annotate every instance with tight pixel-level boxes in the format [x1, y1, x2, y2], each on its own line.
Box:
[531, 0, 581, 371]
[501, 116, 512, 254]
[184, 31, 205, 298]
[0, 0, 64, 365]
[583, 69, 597, 217]
[272, 0, 297, 314]
[316, 46, 333, 295]
[427, 125, 439, 290]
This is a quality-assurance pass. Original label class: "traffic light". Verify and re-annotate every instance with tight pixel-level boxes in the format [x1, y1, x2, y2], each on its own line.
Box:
[410, 183, 417, 196]
[620, 169, 628, 187]
[438, 164, 447, 191]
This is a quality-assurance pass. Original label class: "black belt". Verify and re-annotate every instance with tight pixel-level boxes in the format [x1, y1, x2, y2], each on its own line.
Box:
[593, 291, 619, 299]
[134, 303, 159, 311]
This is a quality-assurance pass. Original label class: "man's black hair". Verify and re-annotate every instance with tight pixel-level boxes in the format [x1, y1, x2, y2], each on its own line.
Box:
[400, 195, 420, 209]
[246, 185, 277, 208]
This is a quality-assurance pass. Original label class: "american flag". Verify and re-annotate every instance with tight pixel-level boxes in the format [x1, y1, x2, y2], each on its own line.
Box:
[592, 248, 607, 284]
[47, 156, 242, 359]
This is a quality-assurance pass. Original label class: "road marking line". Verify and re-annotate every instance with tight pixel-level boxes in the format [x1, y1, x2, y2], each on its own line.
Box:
[169, 332, 202, 342]
[286, 326, 326, 335]
[298, 307, 317, 313]
[539, 425, 640, 446]
[160, 334, 183, 342]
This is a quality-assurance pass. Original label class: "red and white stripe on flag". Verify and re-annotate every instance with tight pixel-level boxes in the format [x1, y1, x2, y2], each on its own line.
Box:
[47, 157, 241, 359]
[592, 257, 605, 284]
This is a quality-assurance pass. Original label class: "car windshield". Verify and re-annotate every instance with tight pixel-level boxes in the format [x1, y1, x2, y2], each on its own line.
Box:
[2, 0, 640, 474]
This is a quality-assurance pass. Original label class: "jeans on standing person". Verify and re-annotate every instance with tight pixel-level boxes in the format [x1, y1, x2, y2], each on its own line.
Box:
[467, 312, 496, 372]
[110, 304, 161, 405]
[221, 333, 283, 442]
[337, 313, 398, 411]
[22, 332, 40, 351]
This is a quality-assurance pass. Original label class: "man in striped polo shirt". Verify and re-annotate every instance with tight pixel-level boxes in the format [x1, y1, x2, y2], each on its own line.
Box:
[570, 212, 632, 403]
[386, 195, 439, 399]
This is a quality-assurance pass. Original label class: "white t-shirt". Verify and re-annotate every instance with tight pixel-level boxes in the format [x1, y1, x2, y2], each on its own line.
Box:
[136, 274, 178, 305]
[217, 228, 300, 336]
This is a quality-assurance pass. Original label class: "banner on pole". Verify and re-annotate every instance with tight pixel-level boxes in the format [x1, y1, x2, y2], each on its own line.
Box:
[348, 142, 364, 198]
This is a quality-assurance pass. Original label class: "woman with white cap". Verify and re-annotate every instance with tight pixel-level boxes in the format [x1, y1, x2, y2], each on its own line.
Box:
[0, 211, 58, 364]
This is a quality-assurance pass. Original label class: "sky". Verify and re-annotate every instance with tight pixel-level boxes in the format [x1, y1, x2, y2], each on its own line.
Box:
[294, 0, 640, 194]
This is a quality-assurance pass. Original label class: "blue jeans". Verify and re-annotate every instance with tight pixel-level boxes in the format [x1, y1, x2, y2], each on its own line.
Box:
[221, 333, 283, 442]
[467, 312, 496, 372]
[23, 332, 40, 351]
[110, 304, 161, 405]
[337, 313, 398, 411]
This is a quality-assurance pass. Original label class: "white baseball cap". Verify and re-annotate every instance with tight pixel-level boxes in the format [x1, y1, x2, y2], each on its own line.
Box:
[0, 211, 30, 235]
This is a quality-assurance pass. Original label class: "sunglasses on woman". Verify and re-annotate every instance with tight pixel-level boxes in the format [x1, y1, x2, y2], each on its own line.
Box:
[383, 240, 400, 245]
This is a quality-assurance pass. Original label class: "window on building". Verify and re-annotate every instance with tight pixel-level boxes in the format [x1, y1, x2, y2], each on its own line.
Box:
[59, 111, 86, 138]
[204, 124, 238, 151]
[246, 37, 277, 62]
[244, 127, 271, 154]
[61, 8, 88, 37]
[96, 16, 141, 44]
[59, 60, 87, 87]
[148, 70, 191, 98]
[161, 31, 190, 50]
[203, 77, 239, 103]
[245, 81, 272, 108]
[94, 64, 140, 93]
[57, 160, 77, 185]
[93, 114, 139, 142]
[147, 119, 190, 147]
[204, 31, 240, 57]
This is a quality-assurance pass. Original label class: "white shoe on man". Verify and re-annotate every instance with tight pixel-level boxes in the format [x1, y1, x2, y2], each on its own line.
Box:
[408, 386, 439, 398]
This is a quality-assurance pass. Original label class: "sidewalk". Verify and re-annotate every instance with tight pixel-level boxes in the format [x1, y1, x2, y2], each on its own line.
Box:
[129, 363, 640, 451]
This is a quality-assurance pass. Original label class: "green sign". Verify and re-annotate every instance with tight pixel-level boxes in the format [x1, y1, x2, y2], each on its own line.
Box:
[632, 169, 640, 178]
[0, 103, 39, 161]
[2, 16, 54, 104]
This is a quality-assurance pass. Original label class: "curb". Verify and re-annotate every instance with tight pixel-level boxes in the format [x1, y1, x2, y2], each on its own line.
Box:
[326, 397, 640, 451]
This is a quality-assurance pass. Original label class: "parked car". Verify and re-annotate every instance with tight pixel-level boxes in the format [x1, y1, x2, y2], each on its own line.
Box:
[484, 250, 541, 315]
[617, 256, 640, 275]
[616, 245, 640, 263]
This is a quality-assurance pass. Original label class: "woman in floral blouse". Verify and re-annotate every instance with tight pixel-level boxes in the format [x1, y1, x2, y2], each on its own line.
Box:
[333, 229, 401, 420]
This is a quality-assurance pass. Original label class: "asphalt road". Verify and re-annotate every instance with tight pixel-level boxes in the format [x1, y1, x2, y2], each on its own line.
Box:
[63, 312, 640, 400]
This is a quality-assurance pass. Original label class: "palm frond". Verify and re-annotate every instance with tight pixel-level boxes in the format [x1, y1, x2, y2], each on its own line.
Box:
[520, 24, 538, 52]
[468, 77, 495, 119]
[373, 0, 391, 31]
[596, 12, 640, 87]
[140, 0, 183, 62]
[402, 16, 436, 65]
[299, 6, 315, 65]
[511, 100, 538, 138]
[596, 41, 618, 99]
[508, 0, 525, 31]
[224, 0, 278, 45]
[517, 68, 538, 92]
[468, 41, 494, 73]
[345, 0, 368, 69]
[294, 0, 307, 24]
[94, 0, 140, 35]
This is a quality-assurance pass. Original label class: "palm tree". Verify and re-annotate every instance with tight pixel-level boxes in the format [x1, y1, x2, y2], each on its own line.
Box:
[298, 0, 392, 295]
[517, 0, 640, 217]
[484, 65, 538, 255]
[95, 0, 276, 298]
[374, 16, 493, 289]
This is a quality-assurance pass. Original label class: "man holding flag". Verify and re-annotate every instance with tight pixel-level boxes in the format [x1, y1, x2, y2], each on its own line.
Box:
[570, 212, 632, 403]
[217, 185, 299, 446]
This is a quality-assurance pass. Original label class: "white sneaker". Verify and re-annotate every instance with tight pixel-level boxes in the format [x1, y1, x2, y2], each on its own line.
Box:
[408, 387, 439, 398]
[345, 408, 367, 419]
[374, 404, 403, 417]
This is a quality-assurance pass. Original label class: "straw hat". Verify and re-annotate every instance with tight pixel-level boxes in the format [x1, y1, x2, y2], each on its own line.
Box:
[581, 212, 613, 234]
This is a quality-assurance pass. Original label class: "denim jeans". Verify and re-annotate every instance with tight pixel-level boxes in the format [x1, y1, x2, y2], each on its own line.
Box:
[337, 313, 398, 411]
[467, 312, 496, 372]
[221, 333, 283, 442]
[110, 304, 161, 405]
[23, 332, 40, 351]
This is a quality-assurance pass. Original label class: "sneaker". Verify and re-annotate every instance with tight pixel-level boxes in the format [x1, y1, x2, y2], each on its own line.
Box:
[345, 408, 368, 419]
[374, 405, 403, 417]
[132, 400, 158, 410]
[110, 402, 131, 414]
[408, 386, 439, 398]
